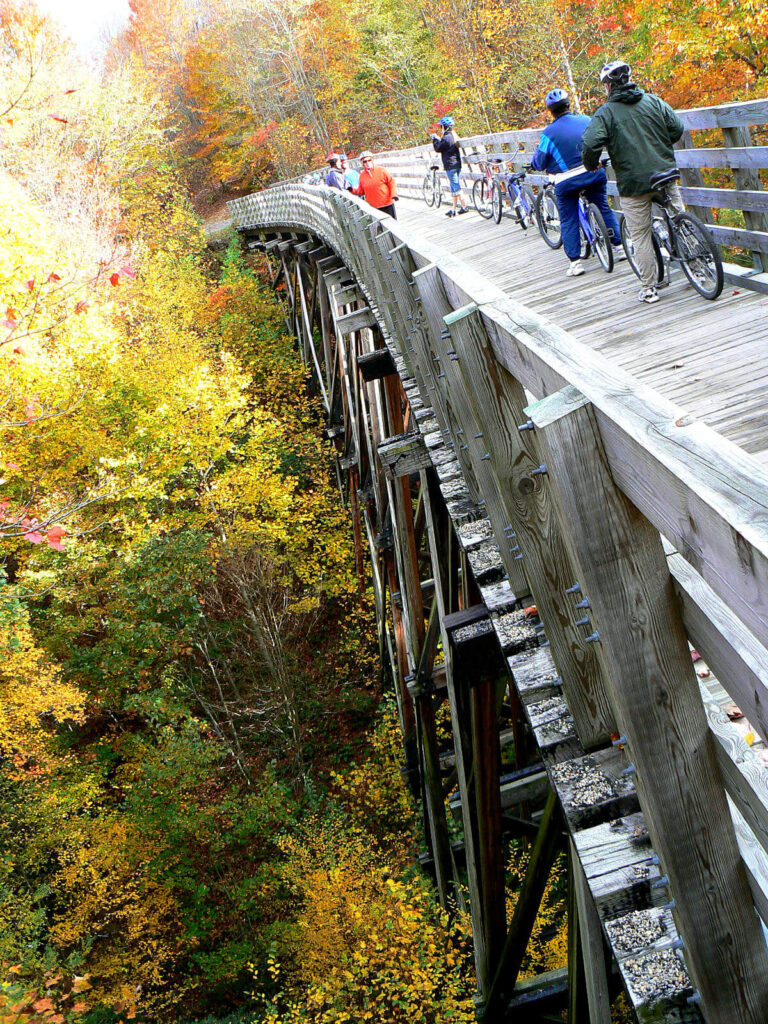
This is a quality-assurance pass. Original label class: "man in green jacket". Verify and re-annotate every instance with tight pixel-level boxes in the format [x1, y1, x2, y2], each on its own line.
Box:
[582, 60, 685, 304]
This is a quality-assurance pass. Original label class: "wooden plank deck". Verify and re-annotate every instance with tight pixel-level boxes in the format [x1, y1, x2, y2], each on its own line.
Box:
[397, 199, 768, 460]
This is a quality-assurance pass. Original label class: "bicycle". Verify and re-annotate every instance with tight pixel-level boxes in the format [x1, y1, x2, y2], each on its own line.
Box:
[620, 168, 723, 300]
[422, 164, 443, 209]
[472, 161, 496, 219]
[534, 181, 562, 249]
[490, 162, 536, 228]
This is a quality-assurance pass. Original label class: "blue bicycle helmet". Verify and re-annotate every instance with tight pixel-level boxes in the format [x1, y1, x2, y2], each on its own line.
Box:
[545, 88, 569, 108]
[439, 116, 455, 129]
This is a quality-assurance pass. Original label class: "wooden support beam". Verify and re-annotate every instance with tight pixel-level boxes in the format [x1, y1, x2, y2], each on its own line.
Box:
[410, 600, 453, 909]
[445, 605, 508, 999]
[336, 306, 376, 335]
[358, 347, 397, 381]
[482, 790, 563, 1020]
[440, 301, 615, 749]
[378, 431, 432, 478]
[528, 384, 768, 1024]
[570, 839, 612, 1024]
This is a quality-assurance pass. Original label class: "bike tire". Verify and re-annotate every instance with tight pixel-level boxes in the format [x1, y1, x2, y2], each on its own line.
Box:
[587, 203, 614, 273]
[620, 214, 665, 284]
[521, 184, 536, 227]
[491, 181, 503, 224]
[535, 187, 562, 248]
[674, 212, 723, 300]
[473, 178, 493, 219]
[433, 172, 443, 209]
[422, 173, 435, 208]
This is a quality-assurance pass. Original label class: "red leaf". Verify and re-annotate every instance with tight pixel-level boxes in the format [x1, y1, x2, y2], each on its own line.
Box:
[25, 278, 35, 291]
[109, 272, 120, 286]
[47, 272, 62, 282]
[74, 301, 88, 314]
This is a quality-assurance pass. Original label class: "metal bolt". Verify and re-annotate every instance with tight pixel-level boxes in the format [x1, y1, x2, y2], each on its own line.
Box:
[481, 453, 490, 461]
[652, 875, 669, 890]
[575, 597, 590, 609]
[621, 763, 636, 776]
[585, 631, 600, 643]
[566, 582, 581, 594]
[575, 616, 590, 627]
[531, 464, 547, 476]
[612, 735, 628, 747]
[518, 420, 534, 431]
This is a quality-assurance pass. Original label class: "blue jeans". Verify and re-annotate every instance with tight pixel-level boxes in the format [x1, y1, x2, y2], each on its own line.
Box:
[445, 167, 462, 194]
[555, 169, 620, 261]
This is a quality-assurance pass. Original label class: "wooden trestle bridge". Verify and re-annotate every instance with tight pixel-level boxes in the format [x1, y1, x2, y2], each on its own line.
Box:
[227, 97, 768, 1024]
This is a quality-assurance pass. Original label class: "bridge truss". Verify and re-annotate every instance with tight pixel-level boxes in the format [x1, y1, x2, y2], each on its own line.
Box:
[229, 182, 768, 1024]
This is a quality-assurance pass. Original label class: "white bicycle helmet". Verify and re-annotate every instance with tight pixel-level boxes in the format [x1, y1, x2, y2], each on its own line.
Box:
[599, 60, 631, 84]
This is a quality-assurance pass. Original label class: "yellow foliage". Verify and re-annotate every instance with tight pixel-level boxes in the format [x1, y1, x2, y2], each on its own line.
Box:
[50, 819, 184, 1017]
[0, 607, 85, 778]
[255, 819, 475, 1024]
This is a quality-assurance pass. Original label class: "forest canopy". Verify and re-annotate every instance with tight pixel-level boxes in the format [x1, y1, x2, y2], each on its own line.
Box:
[1, 1, 765, 1023]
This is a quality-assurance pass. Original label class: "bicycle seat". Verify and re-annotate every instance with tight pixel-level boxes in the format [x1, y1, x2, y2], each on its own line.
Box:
[649, 167, 681, 189]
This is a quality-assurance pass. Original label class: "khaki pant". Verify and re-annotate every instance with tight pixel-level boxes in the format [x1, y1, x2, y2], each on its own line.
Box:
[621, 183, 685, 288]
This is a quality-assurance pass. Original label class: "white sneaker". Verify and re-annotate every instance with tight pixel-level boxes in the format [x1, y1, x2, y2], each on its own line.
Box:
[566, 262, 585, 277]
[638, 286, 660, 304]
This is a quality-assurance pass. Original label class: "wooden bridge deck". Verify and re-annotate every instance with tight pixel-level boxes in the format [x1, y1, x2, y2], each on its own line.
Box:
[397, 198, 768, 462]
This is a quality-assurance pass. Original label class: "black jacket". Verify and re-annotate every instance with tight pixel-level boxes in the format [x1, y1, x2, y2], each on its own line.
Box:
[582, 84, 684, 196]
[432, 131, 462, 171]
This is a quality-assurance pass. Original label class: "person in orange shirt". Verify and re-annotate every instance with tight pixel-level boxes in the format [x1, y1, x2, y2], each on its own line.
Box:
[352, 151, 398, 218]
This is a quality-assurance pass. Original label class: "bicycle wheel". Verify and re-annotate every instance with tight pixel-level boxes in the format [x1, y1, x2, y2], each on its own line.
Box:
[491, 181, 503, 224]
[674, 213, 723, 300]
[535, 187, 562, 248]
[422, 172, 435, 208]
[620, 214, 664, 284]
[433, 172, 443, 209]
[473, 178, 493, 219]
[520, 184, 537, 228]
[587, 203, 614, 272]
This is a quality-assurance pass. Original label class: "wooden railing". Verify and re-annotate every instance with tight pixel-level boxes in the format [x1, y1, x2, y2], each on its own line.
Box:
[228, 182, 768, 1022]
[370, 96, 768, 290]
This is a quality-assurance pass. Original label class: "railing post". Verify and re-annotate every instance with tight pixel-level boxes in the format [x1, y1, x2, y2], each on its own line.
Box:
[445, 606, 507, 1000]
[527, 384, 768, 1024]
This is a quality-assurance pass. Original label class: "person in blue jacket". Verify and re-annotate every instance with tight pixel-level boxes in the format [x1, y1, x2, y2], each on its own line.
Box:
[531, 89, 622, 276]
[431, 116, 468, 217]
